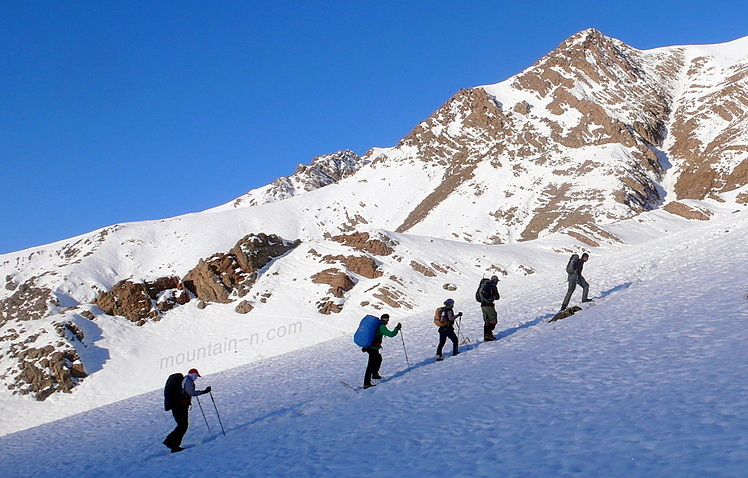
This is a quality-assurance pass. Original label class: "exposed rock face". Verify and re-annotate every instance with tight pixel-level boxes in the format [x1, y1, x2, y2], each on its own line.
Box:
[322, 254, 382, 279]
[410, 261, 437, 277]
[3, 320, 88, 401]
[95, 280, 157, 324]
[663, 201, 713, 220]
[235, 300, 254, 314]
[330, 232, 395, 256]
[668, 57, 748, 199]
[316, 299, 343, 315]
[95, 277, 189, 325]
[14, 346, 85, 401]
[367, 29, 746, 242]
[311, 268, 356, 298]
[0, 281, 55, 325]
[231, 150, 368, 207]
[183, 233, 300, 303]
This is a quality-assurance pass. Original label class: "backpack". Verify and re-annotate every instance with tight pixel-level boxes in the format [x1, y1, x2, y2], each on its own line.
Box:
[353, 315, 381, 347]
[566, 254, 580, 274]
[164, 373, 184, 411]
[475, 278, 490, 303]
[434, 307, 449, 327]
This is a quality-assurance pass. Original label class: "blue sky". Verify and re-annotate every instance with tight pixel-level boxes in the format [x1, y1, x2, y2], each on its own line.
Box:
[1, 1, 747, 254]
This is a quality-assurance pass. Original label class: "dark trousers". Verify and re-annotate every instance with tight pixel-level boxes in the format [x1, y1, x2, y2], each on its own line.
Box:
[483, 322, 497, 340]
[364, 348, 382, 385]
[481, 304, 498, 339]
[562, 273, 589, 309]
[165, 404, 189, 449]
[437, 327, 458, 356]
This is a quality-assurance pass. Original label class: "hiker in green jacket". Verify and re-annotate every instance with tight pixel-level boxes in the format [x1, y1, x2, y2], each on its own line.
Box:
[363, 314, 401, 389]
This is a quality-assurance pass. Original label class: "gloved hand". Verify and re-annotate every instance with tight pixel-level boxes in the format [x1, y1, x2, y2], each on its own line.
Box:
[204, 386, 212, 393]
[457, 312, 463, 317]
[396, 322, 402, 330]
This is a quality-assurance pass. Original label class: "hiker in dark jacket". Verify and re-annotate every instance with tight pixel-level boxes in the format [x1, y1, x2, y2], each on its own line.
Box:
[479, 276, 500, 341]
[163, 368, 211, 453]
[363, 314, 401, 389]
[436, 298, 461, 361]
[561, 252, 591, 310]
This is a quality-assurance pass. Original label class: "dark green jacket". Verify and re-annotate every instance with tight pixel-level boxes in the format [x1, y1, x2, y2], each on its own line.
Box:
[369, 323, 399, 349]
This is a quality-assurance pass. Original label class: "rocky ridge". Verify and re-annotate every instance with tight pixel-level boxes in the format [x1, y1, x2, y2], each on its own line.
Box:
[228, 150, 368, 208]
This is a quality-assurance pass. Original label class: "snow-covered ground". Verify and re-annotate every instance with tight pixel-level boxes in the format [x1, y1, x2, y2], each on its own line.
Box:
[1, 205, 746, 477]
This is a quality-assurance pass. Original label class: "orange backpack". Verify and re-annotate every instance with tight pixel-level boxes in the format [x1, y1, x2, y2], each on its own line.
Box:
[433, 307, 449, 327]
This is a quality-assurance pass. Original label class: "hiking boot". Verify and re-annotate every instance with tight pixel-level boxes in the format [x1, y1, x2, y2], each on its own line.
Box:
[582, 298, 593, 303]
[363, 383, 376, 389]
[435, 354, 444, 361]
[170, 447, 185, 453]
[371, 374, 382, 380]
[484, 336, 496, 342]
[163, 439, 173, 450]
[452, 351, 459, 356]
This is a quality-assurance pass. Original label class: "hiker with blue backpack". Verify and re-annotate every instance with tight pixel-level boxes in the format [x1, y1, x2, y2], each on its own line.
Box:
[477, 276, 500, 341]
[163, 368, 212, 453]
[434, 298, 461, 361]
[355, 313, 401, 389]
[561, 252, 592, 311]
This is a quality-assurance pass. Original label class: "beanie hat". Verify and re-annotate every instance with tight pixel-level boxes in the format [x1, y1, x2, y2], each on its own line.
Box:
[444, 298, 455, 306]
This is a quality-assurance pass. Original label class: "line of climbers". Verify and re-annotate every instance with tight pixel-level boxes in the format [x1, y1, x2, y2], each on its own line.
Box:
[161, 253, 593, 449]
[354, 252, 592, 389]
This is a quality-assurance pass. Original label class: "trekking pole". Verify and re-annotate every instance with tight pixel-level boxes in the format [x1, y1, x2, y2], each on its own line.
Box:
[195, 395, 212, 435]
[209, 391, 226, 436]
[400, 330, 411, 373]
[457, 315, 470, 345]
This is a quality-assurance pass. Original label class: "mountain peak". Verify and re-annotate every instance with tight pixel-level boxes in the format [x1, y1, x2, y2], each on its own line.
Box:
[226, 150, 368, 208]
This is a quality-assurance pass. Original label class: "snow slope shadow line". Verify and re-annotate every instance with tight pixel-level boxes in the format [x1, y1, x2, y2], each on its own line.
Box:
[598, 282, 633, 299]
[370, 293, 624, 384]
[377, 315, 555, 382]
[226, 400, 314, 434]
[494, 315, 553, 341]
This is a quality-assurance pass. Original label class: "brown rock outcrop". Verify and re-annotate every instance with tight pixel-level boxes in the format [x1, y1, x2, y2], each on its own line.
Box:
[95, 276, 189, 324]
[0, 281, 55, 325]
[312, 268, 355, 298]
[322, 254, 382, 279]
[14, 345, 86, 401]
[95, 280, 158, 324]
[330, 232, 395, 256]
[235, 300, 254, 314]
[183, 233, 300, 303]
[663, 201, 713, 221]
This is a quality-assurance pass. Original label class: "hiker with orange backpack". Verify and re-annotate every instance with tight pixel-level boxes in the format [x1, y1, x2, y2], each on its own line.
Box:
[434, 299, 461, 361]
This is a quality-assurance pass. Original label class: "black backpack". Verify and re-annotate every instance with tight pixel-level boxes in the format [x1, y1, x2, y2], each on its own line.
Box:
[566, 254, 580, 274]
[475, 278, 490, 303]
[164, 373, 184, 411]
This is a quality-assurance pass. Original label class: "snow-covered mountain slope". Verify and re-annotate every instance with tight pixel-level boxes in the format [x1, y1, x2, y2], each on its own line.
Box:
[1, 204, 746, 477]
[1, 29, 747, 427]
[218, 149, 370, 209]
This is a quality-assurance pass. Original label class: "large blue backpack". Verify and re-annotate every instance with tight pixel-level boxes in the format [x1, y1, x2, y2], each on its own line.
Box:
[353, 315, 381, 347]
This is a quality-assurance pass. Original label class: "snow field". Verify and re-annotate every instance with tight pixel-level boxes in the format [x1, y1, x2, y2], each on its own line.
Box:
[1, 207, 746, 477]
